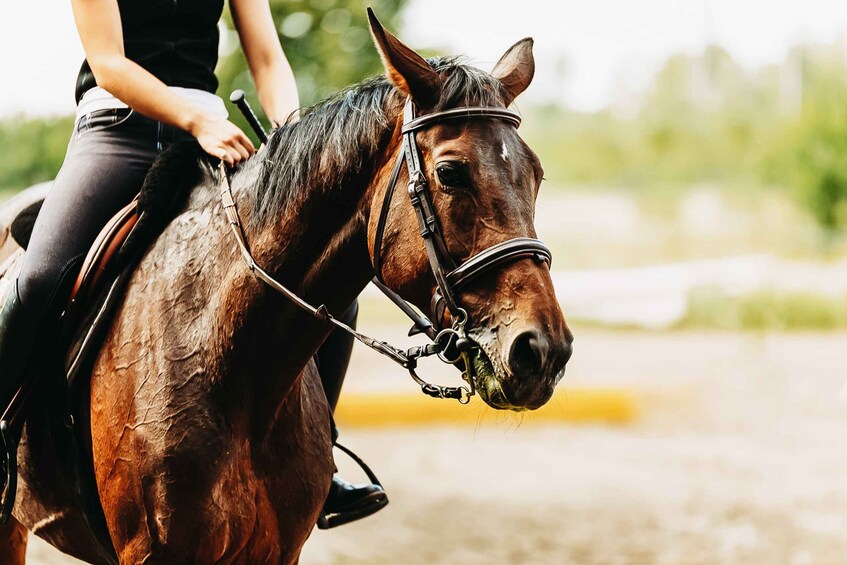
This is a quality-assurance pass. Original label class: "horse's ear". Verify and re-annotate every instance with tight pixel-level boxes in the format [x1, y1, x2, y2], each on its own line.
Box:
[367, 7, 441, 109]
[491, 38, 535, 104]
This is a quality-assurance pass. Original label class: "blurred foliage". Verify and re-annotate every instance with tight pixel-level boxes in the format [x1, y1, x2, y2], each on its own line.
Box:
[566, 286, 847, 331]
[0, 116, 74, 192]
[217, 0, 407, 140]
[763, 47, 847, 231]
[522, 46, 783, 189]
[679, 286, 847, 331]
[522, 42, 847, 233]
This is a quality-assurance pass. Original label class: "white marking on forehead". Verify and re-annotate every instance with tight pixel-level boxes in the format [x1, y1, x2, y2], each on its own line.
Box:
[500, 142, 509, 162]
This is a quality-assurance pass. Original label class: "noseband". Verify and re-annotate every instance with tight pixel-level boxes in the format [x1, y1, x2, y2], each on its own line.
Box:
[218, 98, 551, 403]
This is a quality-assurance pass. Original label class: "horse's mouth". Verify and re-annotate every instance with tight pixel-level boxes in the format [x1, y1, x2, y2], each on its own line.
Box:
[466, 329, 529, 412]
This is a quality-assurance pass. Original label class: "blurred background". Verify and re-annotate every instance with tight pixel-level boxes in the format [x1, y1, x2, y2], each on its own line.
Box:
[4, 0, 847, 563]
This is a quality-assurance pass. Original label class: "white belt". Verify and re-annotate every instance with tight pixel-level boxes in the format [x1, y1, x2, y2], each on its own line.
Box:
[76, 86, 228, 123]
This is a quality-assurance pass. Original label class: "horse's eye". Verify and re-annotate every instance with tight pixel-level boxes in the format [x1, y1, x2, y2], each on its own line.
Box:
[436, 162, 471, 188]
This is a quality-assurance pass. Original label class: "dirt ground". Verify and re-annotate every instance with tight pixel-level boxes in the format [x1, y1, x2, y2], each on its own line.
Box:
[24, 329, 847, 564]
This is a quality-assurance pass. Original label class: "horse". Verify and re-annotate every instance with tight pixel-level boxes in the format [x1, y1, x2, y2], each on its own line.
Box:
[0, 10, 572, 563]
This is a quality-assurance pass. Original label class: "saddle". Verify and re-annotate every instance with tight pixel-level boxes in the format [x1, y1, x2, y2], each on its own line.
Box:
[8, 192, 137, 310]
[0, 140, 204, 561]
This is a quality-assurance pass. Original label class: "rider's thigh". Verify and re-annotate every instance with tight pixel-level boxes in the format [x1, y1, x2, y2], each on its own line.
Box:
[17, 111, 160, 312]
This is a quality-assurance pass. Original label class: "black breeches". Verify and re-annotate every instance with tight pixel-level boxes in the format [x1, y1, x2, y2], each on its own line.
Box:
[17, 109, 190, 324]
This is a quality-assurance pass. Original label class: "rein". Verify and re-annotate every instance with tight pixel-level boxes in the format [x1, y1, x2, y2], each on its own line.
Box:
[218, 98, 552, 404]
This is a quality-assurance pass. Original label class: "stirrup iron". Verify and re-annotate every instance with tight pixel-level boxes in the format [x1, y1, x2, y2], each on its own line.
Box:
[317, 442, 387, 530]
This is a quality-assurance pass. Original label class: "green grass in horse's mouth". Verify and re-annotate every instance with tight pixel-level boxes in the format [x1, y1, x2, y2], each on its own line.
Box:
[467, 335, 529, 412]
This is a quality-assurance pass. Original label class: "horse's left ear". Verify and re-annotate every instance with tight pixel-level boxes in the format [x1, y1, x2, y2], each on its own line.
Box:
[367, 7, 442, 109]
[492, 38, 536, 104]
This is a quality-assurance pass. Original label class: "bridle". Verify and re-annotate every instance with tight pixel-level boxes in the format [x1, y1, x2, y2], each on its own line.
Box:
[219, 98, 551, 403]
[373, 99, 551, 334]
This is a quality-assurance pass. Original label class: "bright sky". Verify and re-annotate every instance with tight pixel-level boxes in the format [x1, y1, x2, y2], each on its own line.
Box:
[2, 0, 846, 118]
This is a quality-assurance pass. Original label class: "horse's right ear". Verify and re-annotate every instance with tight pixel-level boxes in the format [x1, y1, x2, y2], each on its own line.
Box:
[367, 7, 441, 109]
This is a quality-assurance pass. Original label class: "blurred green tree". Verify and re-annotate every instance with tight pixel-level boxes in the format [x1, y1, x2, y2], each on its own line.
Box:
[0, 116, 74, 192]
[217, 0, 407, 140]
[767, 46, 847, 231]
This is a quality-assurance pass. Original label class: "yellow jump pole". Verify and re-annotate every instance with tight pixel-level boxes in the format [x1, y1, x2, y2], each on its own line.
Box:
[335, 388, 638, 427]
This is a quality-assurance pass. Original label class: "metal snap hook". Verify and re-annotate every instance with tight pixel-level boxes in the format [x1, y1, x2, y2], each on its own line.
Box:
[457, 387, 472, 404]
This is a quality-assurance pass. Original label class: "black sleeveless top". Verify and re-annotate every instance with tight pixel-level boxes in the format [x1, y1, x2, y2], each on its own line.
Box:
[75, 0, 225, 103]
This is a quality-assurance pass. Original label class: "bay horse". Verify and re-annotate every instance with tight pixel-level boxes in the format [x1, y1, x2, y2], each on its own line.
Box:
[0, 10, 572, 564]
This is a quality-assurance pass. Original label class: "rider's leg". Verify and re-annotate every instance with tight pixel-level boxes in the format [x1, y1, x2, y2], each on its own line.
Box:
[17, 111, 166, 314]
[315, 300, 389, 529]
[0, 112, 160, 417]
[316, 300, 358, 412]
[0, 111, 187, 514]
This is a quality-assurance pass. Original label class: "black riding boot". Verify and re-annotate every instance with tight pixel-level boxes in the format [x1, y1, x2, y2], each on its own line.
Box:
[316, 300, 388, 530]
[0, 281, 41, 523]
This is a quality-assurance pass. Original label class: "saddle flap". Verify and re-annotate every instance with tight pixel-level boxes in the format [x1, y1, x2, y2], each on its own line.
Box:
[68, 198, 139, 310]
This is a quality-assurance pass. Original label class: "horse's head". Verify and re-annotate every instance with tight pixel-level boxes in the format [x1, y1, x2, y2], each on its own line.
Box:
[366, 10, 573, 411]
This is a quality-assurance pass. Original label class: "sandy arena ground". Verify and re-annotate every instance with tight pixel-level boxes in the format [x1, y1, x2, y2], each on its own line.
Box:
[24, 329, 847, 564]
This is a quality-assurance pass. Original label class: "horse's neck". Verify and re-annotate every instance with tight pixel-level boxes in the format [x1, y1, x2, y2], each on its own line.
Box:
[218, 163, 376, 431]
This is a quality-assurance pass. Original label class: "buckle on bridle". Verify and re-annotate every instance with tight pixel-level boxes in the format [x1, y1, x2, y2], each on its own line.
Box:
[408, 170, 426, 189]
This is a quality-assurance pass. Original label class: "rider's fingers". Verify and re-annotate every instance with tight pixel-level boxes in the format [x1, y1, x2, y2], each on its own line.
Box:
[237, 131, 256, 154]
[228, 146, 244, 165]
[219, 148, 235, 167]
[233, 142, 250, 162]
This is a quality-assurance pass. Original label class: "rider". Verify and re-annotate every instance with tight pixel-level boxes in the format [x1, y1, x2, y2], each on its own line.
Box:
[0, 0, 385, 527]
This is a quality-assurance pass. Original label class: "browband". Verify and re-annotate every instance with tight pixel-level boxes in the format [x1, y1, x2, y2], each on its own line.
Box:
[402, 106, 522, 133]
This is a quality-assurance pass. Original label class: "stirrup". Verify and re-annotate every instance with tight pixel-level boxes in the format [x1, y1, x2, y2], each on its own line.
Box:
[317, 442, 388, 530]
[0, 420, 18, 525]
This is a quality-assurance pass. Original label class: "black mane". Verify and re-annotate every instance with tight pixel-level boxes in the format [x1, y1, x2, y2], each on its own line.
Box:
[249, 56, 509, 225]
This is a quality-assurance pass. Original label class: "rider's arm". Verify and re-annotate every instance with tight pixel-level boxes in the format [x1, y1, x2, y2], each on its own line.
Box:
[70, 0, 255, 165]
[230, 0, 300, 126]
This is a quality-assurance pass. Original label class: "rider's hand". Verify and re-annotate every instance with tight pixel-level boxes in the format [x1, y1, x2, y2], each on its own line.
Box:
[191, 114, 256, 167]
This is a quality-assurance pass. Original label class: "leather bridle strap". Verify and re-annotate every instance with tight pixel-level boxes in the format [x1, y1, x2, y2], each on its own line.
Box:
[401, 101, 461, 317]
[402, 106, 522, 133]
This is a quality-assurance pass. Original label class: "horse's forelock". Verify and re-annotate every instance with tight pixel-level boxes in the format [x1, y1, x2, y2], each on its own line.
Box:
[431, 57, 510, 111]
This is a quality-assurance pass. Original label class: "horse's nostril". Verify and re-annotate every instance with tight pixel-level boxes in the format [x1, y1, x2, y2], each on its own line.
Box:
[509, 330, 548, 375]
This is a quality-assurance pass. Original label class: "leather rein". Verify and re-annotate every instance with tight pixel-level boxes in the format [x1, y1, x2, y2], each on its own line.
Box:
[218, 98, 551, 403]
